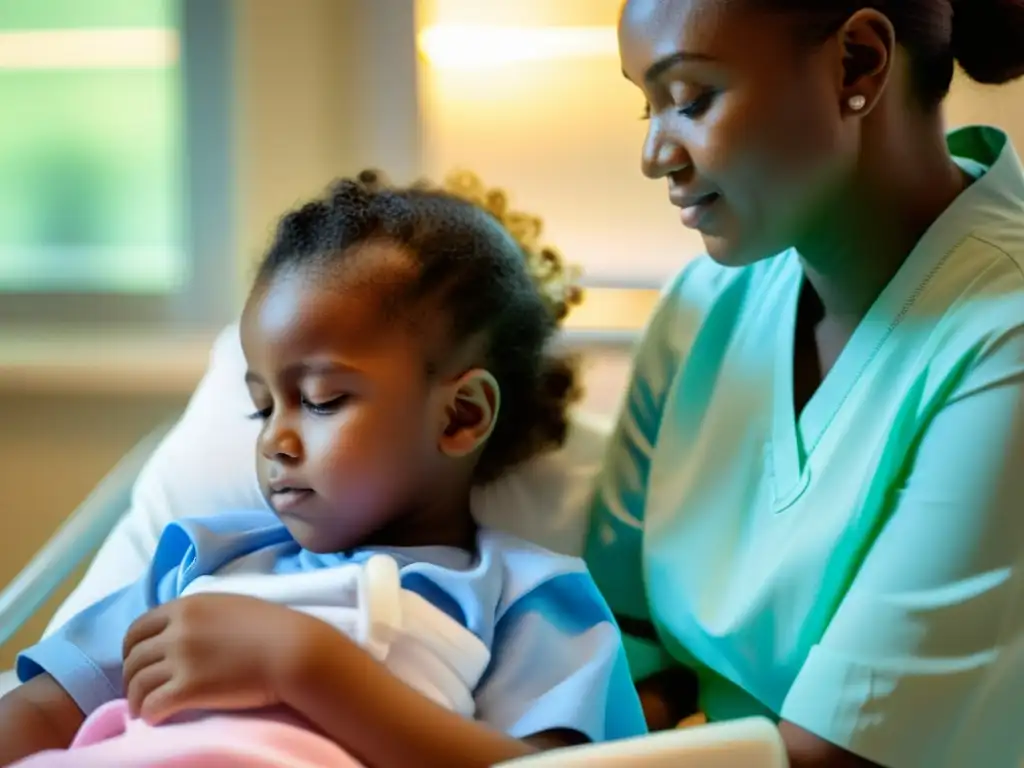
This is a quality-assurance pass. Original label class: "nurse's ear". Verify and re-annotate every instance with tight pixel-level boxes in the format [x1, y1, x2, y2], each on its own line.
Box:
[437, 369, 501, 458]
[835, 8, 895, 117]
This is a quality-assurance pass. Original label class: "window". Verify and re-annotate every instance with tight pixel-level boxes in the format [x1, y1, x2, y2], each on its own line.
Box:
[0, 0, 235, 328]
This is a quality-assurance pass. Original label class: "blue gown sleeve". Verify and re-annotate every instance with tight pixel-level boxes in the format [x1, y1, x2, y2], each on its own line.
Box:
[473, 569, 647, 743]
[16, 522, 195, 715]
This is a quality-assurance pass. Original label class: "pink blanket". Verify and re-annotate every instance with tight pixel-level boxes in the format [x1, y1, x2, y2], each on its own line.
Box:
[13, 699, 365, 767]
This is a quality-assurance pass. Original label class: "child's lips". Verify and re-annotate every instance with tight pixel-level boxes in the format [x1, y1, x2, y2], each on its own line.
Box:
[269, 487, 314, 513]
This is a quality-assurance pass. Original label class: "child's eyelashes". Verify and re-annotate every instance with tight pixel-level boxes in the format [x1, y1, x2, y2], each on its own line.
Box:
[247, 394, 350, 421]
[302, 394, 350, 416]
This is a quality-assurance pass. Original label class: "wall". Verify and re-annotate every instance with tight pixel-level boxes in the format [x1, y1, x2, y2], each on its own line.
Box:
[233, 0, 421, 283]
[947, 71, 1024, 142]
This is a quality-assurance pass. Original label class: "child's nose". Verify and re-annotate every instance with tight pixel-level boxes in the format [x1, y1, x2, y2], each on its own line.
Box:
[259, 422, 303, 461]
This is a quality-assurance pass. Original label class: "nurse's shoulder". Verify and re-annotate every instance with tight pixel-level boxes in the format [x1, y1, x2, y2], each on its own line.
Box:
[913, 136, 1024, 386]
[644, 251, 797, 365]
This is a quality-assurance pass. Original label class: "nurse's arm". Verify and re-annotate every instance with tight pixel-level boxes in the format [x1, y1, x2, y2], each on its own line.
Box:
[630, 659, 701, 730]
[779, 721, 886, 767]
[583, 270, 695, 728]
[780, 326, 1024, 768]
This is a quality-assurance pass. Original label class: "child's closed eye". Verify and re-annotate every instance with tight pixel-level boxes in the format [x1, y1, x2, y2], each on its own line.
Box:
[302, 394, 351, 416]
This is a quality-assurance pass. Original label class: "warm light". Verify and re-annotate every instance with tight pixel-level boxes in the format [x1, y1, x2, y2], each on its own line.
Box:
[417, 24, 617, 69]
[0, 29, 178, 70]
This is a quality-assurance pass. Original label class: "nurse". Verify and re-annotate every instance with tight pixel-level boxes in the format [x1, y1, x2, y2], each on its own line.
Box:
[587, 0, 1024, 766]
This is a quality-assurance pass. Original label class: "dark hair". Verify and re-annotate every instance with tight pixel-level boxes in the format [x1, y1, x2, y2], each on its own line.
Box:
[257, 170, 583, 485]
[760, 0, 1024, 106]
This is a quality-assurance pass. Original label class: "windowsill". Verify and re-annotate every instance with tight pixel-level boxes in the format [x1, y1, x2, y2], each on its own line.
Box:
[0, 327, 219, 396]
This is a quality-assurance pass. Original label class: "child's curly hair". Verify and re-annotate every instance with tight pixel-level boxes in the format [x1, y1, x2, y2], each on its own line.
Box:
[257, 168, 584, 484]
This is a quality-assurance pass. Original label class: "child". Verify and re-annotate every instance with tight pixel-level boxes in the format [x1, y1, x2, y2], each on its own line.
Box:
[0, 171, 647, 767]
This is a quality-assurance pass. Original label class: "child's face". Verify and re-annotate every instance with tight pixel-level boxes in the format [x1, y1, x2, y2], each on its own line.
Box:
[240, 258, 447, 553]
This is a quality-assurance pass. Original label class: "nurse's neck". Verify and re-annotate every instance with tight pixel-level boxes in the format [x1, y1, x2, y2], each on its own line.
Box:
[794, 103, 969, 333]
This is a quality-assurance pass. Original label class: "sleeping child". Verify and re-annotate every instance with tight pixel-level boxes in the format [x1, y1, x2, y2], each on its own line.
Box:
[0, 171, 646, 767]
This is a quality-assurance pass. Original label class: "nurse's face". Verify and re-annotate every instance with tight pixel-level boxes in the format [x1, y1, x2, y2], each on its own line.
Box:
[620, 0, 857, 267]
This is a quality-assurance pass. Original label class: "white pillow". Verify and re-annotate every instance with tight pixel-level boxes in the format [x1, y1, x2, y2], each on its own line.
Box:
[47, 325, 612, 635]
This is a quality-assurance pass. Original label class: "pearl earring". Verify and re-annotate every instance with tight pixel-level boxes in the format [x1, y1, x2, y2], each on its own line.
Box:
[848, 94, 867, 112]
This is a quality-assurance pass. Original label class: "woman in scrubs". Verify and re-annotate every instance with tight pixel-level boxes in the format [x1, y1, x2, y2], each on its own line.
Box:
[586, 0, 1024, 766]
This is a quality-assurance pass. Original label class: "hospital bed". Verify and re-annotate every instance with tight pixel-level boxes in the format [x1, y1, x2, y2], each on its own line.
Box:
[0, 327, 788, 766]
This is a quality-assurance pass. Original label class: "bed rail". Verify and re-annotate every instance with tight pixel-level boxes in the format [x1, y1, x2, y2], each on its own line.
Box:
[0, 424, 172, 647]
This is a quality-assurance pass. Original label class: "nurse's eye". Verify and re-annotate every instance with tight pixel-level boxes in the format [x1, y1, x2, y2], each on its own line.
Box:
[677, 89, 717, 119]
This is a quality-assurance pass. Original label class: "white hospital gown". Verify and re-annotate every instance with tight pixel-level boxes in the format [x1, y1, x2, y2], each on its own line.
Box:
[19, 509, 646, 743]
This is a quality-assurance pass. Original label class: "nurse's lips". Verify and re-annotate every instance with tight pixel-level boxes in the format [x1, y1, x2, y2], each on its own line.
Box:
[670, 191, 722, 231]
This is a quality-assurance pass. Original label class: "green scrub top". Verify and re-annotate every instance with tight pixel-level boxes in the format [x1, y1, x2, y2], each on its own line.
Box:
[585, 126, 1024, 768]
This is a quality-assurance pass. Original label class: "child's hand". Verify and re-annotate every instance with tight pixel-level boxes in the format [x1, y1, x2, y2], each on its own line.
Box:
[122, 593, 332, 724]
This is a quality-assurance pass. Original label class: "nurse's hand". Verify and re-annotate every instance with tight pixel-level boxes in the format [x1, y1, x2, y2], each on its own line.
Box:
[121, 593, 335, 724]
[780, 721, 886, 768]
[635, 666, 701, 731]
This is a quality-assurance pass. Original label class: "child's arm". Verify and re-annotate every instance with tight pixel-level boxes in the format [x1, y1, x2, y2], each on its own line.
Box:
[117, 582, 640, 767]
[118, 593, 572, 765]
[0, 674, 84, 765]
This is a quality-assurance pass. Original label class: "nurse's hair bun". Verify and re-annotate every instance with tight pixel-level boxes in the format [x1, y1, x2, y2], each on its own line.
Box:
[951, 0, 1024, 84]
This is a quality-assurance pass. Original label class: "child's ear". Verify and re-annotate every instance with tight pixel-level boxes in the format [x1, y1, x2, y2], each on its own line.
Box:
[438, 369, 500, 459]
